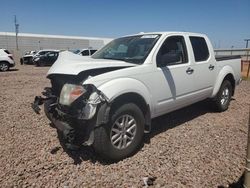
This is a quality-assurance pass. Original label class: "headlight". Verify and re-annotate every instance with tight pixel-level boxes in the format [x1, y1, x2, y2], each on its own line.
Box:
[59, 84, 86, 106]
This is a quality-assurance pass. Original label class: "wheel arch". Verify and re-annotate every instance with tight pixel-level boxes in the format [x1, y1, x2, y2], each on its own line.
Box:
[212, 66, 236, 97]
[96, 92, 151, 133]
[94, 78, 153, 133]
[0, 60, 11, 66]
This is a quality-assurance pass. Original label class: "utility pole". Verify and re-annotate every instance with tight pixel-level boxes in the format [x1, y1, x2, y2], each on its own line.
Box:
[245, 39, 250, 49]
[14, 15, 19, 50]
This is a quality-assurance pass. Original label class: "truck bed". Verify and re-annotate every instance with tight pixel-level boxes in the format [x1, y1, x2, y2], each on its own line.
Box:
[215, 55, 241, 61]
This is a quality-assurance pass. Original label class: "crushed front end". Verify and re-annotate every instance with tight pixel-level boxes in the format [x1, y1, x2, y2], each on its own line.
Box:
[32, 74, 109, 150]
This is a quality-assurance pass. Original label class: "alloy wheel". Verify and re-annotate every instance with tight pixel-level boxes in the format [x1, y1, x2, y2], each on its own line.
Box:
[110, 114, 137, 150]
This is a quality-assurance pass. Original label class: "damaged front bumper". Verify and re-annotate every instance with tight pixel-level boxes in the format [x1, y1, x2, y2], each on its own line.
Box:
[31, 85, 110, 149]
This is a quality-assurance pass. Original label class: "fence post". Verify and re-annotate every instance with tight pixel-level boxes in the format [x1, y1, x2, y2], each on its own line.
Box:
[247, 50, 250, 78]
[244, 107, 250, 188]
[241, 60, 243, 72]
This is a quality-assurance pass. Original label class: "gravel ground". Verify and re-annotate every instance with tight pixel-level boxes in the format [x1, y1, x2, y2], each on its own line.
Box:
[0, 64, 249, 188]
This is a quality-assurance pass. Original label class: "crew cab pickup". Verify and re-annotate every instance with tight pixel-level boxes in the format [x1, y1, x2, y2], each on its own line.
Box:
[32, 32, 241, 160]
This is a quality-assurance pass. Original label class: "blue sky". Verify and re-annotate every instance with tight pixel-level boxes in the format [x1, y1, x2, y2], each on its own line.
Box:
[1, 0, 249, 48]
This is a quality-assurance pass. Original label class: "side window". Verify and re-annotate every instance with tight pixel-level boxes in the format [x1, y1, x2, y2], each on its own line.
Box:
[81, 50, 89, 56]
[157, 36, 188, 67]
[48, 52, 55, 57]
[189, 36, 209, 62]
[90, 50, 97, 55]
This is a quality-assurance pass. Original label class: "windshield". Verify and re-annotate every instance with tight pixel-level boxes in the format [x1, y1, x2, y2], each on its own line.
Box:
[92, 34, 161, 64]
[72, 49, 80, 54]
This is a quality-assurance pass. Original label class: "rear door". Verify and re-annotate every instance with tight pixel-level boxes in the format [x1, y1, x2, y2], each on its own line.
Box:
[47, 52, 57, 64]
[189, 36, 216, 99]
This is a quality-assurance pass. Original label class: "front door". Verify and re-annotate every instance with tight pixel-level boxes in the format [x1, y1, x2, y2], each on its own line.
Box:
[151, 35, 196, 116]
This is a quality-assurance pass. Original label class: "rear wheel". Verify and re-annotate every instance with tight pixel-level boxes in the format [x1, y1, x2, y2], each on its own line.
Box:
[93, 103, 145, 161]
[214, 80, 232, 112]
[0, 62, 9, 71]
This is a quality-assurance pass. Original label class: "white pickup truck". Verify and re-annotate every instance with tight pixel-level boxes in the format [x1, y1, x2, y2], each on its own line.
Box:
[32, 32, 241, 160]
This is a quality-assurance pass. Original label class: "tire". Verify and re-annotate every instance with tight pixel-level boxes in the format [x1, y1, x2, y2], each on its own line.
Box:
[214, 80, 232, 112]
[0, 62, 9, 72]
[93, 103, 145, 161]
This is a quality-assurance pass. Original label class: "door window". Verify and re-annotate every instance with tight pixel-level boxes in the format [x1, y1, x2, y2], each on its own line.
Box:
[157, 36, 188, 67]
[81, 50, 90, 56]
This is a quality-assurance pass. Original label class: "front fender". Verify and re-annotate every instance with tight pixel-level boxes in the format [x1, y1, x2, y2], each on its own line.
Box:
[95, 77, 153, 110]
[211, 65, 235, 97]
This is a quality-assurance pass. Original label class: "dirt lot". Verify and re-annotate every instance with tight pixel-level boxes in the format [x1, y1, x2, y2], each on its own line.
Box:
[0, 64, 249, 188]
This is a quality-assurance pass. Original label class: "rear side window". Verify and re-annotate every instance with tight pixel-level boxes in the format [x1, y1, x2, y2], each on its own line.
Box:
[4, 50, 10, 54]
[190, 36, 209, 62]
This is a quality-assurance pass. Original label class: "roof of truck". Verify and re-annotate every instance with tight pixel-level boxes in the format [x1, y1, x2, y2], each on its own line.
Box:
[126, 31, 207, 37]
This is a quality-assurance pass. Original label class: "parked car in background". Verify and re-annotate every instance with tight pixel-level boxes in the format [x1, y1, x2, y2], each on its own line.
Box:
[32, 49, 59, 64]
[33, 51, 59, 66]
[32, 32, 241, 160]
[72, 48, 97, 56]
[20, 51, 37, 65]
[0, 49, 15, 71]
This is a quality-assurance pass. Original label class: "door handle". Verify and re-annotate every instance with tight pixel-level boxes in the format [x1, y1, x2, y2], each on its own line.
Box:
[186, 67, 194, 74]
[209, 64, 215, 70]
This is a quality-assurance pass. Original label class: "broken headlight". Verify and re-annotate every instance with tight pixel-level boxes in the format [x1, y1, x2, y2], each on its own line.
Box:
[59, 84, 86, 106]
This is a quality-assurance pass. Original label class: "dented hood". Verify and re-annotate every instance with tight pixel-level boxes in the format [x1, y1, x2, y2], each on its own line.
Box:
[47, 51, 135, 76]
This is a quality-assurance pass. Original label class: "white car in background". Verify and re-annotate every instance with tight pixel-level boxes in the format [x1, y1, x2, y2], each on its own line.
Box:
[72, 49, 97, 56]
[0, 49, 15, 71]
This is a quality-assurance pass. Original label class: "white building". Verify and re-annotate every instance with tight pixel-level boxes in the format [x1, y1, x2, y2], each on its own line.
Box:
[0, 32, 113, 55]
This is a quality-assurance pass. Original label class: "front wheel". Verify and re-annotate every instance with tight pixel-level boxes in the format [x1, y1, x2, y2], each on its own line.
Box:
[213, 80, 232, 112]
[93, 103, 145, 161]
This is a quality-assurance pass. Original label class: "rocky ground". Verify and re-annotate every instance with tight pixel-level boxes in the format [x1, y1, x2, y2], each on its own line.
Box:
[0, 64, 249, 187]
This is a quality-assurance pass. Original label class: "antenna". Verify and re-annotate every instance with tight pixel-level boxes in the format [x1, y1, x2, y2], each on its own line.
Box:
[14, 15, 19, 50]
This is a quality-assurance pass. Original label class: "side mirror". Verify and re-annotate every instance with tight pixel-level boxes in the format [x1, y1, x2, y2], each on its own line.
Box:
[157, 54, 181, 67]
